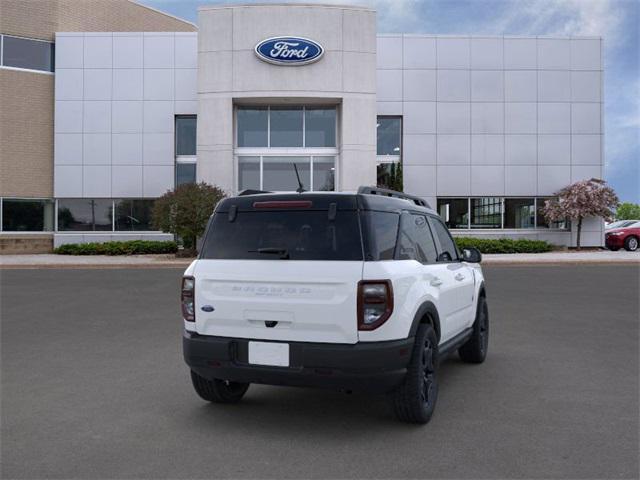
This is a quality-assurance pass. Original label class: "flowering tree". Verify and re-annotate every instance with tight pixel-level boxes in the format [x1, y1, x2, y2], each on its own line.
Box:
[152, 182, 226, 253]
[543, 178, 619, 250]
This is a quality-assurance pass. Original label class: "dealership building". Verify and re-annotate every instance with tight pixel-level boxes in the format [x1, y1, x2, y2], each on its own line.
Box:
[0, 1, 604, 252]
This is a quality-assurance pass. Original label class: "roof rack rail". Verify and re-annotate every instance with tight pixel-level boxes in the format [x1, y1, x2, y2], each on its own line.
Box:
[357, 186, 431, 208]
[238, 189, 272, 196]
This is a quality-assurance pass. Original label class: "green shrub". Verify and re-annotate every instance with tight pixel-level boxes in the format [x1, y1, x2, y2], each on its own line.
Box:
[54, 240, 178, 256]
[454, 237, 553, 254]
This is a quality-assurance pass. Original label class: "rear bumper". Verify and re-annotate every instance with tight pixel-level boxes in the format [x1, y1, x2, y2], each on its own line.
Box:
[183, 331, 414, 393]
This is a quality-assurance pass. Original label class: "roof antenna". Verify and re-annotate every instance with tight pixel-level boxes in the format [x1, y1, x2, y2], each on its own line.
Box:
[293, 163, 306, 193]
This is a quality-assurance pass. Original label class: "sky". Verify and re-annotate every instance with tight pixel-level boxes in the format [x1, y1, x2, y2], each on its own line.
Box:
[141, 0, 639, 203]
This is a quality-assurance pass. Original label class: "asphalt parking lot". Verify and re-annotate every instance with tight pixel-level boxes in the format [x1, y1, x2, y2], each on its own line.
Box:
[1, 265, 638, 479]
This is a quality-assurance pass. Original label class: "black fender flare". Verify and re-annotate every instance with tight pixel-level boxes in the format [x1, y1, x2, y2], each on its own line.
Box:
[408, 301, 442, 341]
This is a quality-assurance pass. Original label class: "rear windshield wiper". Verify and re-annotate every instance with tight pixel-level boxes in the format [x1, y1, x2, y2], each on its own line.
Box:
[249, 247, 290, 259]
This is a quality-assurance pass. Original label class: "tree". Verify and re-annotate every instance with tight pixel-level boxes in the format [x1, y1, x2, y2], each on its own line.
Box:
[152, 182, 226, 253]
[543, 178, 619, 250]
[616, 202, 640, 220]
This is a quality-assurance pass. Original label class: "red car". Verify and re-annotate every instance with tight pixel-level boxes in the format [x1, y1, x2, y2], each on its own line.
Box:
[605, 222, 640, 251]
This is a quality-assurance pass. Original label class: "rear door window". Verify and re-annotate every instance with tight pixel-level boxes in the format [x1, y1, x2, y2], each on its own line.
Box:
[397, 213, 438, 263]
[201, 210, 363, 260]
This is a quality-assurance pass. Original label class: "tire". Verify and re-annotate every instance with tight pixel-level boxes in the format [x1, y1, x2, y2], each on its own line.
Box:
[458, 296, 489, 364]
[190, 370, 250, 404]
[390, 323, 439, 424]
[624, 236, 639, 252]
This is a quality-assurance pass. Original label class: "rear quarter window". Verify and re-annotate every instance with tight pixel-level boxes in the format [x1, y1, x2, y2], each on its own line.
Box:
[361, 211, 400, 261]
[201, 210, 363, 261]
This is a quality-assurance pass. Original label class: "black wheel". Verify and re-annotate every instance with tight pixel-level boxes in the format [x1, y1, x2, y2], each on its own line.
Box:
[624, 236, 638, 252]
[459, 296, 489, 364]
[390, 323, 439, 424]
[190, 370, 249, 404]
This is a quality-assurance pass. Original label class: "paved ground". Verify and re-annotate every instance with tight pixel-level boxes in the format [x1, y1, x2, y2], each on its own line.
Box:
[1, 266, 638, 479]
[1, 249, 639, 268]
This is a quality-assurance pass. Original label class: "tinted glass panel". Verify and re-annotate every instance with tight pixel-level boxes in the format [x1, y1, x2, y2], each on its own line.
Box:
[362, 211, 399, 261]
[176, 163, 196, 186]
[536, 197, 568, 229]
[429, 217, 459, 261]
[176, 116, 196, 155]
[2, 199, 53, 231]
[238, 156, 260, 191]
[270, 107, 303, 147]
[504, 198, 535, 228]
[237, 107, 268, 147]
[377, 161, 403, 191]
[377, 117, 401, 156]
[471, 197, 502, 229]
[397, 213, 437, 263]
[305, 107, 336, 147]
[437, 198, 468, 229]
[262, 156, 310, 191]
[2, 36, 54, 72]
[201, 211, 363, 260]
[57, 199, 112, 231]
[312, 157, 335, 191]
[114, 199, 155, 231]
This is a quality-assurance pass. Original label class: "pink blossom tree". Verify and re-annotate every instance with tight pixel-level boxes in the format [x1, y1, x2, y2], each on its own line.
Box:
[543, 178, 619, 250]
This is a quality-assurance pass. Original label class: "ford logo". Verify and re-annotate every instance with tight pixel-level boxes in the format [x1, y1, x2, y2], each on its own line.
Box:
[255, 36, 324, 66]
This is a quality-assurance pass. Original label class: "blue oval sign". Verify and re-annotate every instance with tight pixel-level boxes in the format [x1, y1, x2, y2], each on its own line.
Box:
[255, 37, 324, 66]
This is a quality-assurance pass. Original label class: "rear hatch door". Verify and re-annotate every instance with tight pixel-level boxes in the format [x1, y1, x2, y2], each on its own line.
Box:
[194, 196, 363, 344]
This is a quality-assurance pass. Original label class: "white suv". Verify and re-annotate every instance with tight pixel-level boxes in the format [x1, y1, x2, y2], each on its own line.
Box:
[182, 187, 488, 424]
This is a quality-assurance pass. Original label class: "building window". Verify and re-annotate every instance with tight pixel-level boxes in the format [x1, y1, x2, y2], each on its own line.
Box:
[437, 198, 469, 229]
[471, 197, 502, 229]
[175, 116, 196, 186]
[435, 197, 569, 230]
[235, 106, 337, 192]
[1, 35, 54, 73]
[57, 199, 112, 231]
[237, 107, 269, 147]
[238, 156, 335, 192]
[237, 106, 336, 148]
[536, 198, 569, 229]
[114, 199, 155, 231]
[376, 117, 402, 190]
[1, 198, 54, 231]
[504, 198, 535, 229]
[53, 199, 160, 232]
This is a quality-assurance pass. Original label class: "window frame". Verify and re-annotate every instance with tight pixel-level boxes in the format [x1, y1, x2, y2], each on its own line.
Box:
[436, 197, 570, 231]
[235, 105, 339, 193]
[238, 154, 336, 192]
[376, 116, 403, 190]
[0, 34, 55, 75]
[175, 115, 197, 186]
[235, 105, 338, 149]
[0, 197, 55, 232]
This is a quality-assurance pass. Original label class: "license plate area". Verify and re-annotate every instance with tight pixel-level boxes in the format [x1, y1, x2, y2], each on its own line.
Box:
[248, 341, 290, 367]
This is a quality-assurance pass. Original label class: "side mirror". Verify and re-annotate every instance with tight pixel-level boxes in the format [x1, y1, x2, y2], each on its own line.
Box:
[462, 247, 482, 263]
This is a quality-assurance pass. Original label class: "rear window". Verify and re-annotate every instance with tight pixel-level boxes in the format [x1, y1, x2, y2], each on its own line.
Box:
[201, 210, 363, 260]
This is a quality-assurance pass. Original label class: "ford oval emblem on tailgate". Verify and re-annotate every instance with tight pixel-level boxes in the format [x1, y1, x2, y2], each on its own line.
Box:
[201, 305, 215, 312]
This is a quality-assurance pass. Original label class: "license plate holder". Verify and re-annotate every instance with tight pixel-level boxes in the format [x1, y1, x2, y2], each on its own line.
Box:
[248, 341, 290, 367]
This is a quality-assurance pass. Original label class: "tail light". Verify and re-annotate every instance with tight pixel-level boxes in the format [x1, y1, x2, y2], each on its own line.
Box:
[181, 276, 195, 322]
[357, 280, 393, 330]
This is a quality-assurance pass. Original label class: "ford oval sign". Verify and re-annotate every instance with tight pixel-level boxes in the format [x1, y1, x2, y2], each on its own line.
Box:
[255, 37, 324, 66]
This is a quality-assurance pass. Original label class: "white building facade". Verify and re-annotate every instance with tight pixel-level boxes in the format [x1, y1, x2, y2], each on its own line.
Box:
[50, 3, 604, 247]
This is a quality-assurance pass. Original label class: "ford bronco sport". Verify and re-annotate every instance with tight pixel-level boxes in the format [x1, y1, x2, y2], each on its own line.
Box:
[182, 187, 488, 424]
